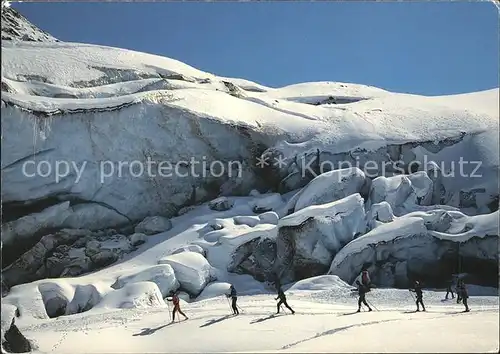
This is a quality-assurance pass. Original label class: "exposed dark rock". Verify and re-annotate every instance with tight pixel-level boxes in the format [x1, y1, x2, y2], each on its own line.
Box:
[2, 318, 32, 353]
[208, 197, 234, 212]
[222, 81, 246, 98]
[134, 216, 172, 235]
[44, 297, 67, 318]
[1, 6, 57, 42]
[89, 250, 118, 268]
[229, 237, 277, 282]
[252, 205, 273, 214]
[2, 229, 137, 287]
[488, 196, 499, 212]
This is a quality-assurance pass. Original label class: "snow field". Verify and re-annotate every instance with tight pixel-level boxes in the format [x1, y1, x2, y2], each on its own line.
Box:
[17, 291, 500, 353]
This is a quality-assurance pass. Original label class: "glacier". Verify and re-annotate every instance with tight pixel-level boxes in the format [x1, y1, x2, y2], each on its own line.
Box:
[0, 6, 498, 350]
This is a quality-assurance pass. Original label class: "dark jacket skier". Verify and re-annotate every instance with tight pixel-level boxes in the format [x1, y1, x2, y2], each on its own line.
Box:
[356, 280, 372, 312]
[226, 284, 239, 315]
[275, 287, 295, 314]
[167, 292, 188, 322]
[456, 280, 470, 312]
[409, 280, 426, 312]
[445, 278, 455, 299]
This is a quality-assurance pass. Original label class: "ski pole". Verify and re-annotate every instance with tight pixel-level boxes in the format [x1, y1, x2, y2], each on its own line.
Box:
[409, 290, 415, 301]
[236, 304, 244, 313]
[226, 297, 232, 314]
[366, 299, 378, 311]
[166, 301, 171, 321]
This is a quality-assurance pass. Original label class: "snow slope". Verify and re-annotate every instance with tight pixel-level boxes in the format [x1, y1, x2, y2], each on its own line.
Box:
[8, 289, 500, 353]
[1, 10, 499, 353]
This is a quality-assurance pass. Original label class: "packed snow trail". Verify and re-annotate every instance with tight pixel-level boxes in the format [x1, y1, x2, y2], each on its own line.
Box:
[18, 291, 499, 353]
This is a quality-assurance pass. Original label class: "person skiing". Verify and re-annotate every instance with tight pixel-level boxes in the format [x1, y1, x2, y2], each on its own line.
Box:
[445, 277, 455, 300]
[409, 280, 426, 312]
[355, 280, 372, 312]
[166, 291, 188, 322]
[275, 286, 295, 314]
[354, 269, 371, 290]
[226, 284, 239, 315]
[456, 280, 470, 312]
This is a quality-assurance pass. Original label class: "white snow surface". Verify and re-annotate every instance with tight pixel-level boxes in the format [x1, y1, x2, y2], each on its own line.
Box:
[1, 25, 499, 354]
[1, 188, 498, 353]
[292, 167, 367, 212]
[1, 40, 499, 224]
[8, 290, 500, 353]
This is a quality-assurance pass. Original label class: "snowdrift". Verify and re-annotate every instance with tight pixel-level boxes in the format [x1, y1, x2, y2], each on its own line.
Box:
[329, 209, 499, 288]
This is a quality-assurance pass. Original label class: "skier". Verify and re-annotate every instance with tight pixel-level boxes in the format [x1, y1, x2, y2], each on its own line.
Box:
[226, 284, 239, 315]
[409, 280, 426, 312]
[445, 277, 455, 300]
[354, 269, 371, 290]
[456, 280, 470, 312]
[355, 280, 372, 312]
[275, 286, 295, 314]
[166, 291, 188, 322]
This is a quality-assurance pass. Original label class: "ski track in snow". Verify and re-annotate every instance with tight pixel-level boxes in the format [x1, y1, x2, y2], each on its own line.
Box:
[17, 293, 499, 353]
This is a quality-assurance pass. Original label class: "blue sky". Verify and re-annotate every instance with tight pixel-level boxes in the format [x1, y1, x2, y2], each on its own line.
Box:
[14, 1, 499, 95]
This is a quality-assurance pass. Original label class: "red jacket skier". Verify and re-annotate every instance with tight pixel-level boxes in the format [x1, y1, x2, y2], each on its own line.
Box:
[167, 292, 188, 322]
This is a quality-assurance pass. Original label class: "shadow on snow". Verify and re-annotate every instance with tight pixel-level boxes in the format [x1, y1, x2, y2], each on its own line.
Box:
[199, 314, 234, 328]
[132, 324, 171, 336]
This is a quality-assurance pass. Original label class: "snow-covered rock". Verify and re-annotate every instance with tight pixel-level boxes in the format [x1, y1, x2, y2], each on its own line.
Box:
[366, 201, 395, 231]
[250, 193, 284, 213]
[134, 216, 172, 235]
[196, 281, 232, 301]
[292, 168, 369, 212]
[367, 172, 434, 215]
[65, 284, 105, 315]
[286, 275, 352, 292]
[171, 244, 206, 257]
[329, 210, 499, 288]
[38, 282, 75, 318]
[249, 189, 261, 197]
[128, 232, 147, 246]
[275, 193, 366, 284]
[112, 265, 180, 298]
[94, 281, 165, 310]
[258, 211, 280, 225]
[208, 197, 234, 212]
[233, 215, 261, 227]
[158, 252, 215, 297]
[197, 218, 278, 276]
